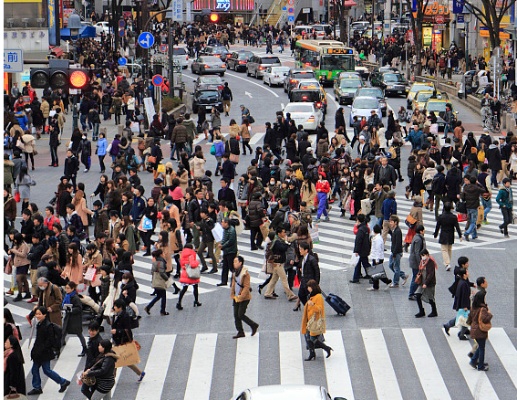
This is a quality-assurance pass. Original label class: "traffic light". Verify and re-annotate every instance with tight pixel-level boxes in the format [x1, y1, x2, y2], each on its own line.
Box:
[30, 60, 89, 90]
[209, 13, 219, 23]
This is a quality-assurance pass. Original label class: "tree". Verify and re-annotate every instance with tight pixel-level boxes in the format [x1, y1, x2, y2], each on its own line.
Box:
[405, 0, 431, 77]
[463, 0, 515, 49]
[330, 0, 352, 43]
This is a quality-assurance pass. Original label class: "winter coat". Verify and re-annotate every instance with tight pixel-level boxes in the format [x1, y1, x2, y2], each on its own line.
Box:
[31, 318, 57, 363]
[85, 352, 118, 393]
[111, 311, 133, 345]
[353, 222, 371, 257]
[179, 247, 200, 285]
[75, 196, 93, 226]
[4, 195, 17, 221]
[63, 292, 83, 335]
[248, 199, 264, 228]
[21, 134, 35, 154]
[230, 267, 252, 302]
[487, 144, 502, 171]
[4, 348, 26, 396]
[409, 233, 426, 270]
[171, 124, 188, 144]
[300, 292, 326, 336]
[434, 211, 462, 245]
[469, 305, 492, 340]
[191, 156, 206, 178]
[461, 183, 484, 210]
[4, 159, 14, 186]
[151, 257, 169, 289]
[452, 278, 471, 310]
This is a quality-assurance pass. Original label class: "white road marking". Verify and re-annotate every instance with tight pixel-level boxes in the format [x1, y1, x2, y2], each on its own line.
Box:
[488, 328, 517, 389]
[184, 333, 218, 400]
[279, 331, 304, 385]
[324, 330, 355, 400]
[225, 72, 280, 98]
[233, 333, 260, 396]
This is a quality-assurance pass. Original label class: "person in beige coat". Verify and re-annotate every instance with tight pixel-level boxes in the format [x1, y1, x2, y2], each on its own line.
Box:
[72, 190, 93, 240]
[190, 150, 206, 179]
[240, 121, 252, 155]
[230, 256, 259, 339]
[21, 132, 36, 170]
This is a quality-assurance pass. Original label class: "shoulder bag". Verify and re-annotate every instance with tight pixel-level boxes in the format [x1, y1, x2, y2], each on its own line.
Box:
[185, 263, 200, 279]
[478, 309, 492, 332]
[307, 312, 325, 335]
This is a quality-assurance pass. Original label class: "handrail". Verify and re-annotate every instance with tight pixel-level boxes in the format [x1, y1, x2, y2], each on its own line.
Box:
[265, 0, 284, 23]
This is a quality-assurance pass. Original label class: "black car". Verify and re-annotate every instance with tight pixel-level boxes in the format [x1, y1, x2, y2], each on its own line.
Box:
[226, 51, 254, 72]
[200, 45, 230, 62]
[370, 71, 408, 96]
[192, 89, 223, 114]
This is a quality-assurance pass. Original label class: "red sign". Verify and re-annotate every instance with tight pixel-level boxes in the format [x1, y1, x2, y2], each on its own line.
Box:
[435, 14, 445, 24]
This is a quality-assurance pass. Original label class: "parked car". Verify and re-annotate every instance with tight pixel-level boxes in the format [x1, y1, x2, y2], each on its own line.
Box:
[230, 384, 347, 400]
[94, 21, 110, 36]
[355, 87, 387, 116]
[246, 55, 282, 79]
[192, 88, 223, 114]
[348, 96, 382, 126]
[172, 47, 189, 69]
[284, 68, 317, 94]
[283, 102, 323, 131]
[191, 56, 227, 76]
[226, 50, 254, 72]
[200, 45, 230, 61]
[263, 66, 290, 87]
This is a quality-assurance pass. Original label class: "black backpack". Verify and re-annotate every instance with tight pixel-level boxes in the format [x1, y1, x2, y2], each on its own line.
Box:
[385, 130, 393, 140]
[48, 321, 63, 355]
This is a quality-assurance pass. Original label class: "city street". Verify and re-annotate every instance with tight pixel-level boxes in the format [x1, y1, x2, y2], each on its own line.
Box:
[4, 45, 517, 400]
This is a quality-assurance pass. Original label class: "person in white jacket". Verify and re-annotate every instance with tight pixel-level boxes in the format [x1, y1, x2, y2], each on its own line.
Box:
[367, 224, 393, 291]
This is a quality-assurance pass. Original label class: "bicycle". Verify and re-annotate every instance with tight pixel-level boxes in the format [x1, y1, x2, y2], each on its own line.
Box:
[483, 113, 500, 132]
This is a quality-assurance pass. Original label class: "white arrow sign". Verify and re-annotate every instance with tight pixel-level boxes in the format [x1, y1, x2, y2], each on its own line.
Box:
[245, 91, 253, 98]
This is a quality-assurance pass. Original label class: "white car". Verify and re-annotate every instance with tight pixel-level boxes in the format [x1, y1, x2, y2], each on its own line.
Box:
[173, 47, 189, 69]
[262, 66, 290, 86]
[230, 384, 347, 400]
[95, 22, 110, 36]
[348, 96, 383, 126]
[283, 102, 323, 132]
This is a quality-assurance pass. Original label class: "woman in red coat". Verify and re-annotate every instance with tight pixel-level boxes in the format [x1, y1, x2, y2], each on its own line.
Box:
[176, 244, 202, 310]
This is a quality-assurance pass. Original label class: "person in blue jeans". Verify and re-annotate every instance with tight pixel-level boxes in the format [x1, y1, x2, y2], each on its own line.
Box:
[27, 307, 71, 395]
[469, 278, 492, 372]
[388, 215, 408, 288]
[461, 175, 485, 240]
[350, 214, 371, 283]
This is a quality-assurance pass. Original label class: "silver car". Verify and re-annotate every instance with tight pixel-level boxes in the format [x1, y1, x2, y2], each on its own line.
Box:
[191, 56, 227, 76]
[230, 384, 347, 400]
[172, 47, 189, 69]
[246, 55, 281, 79]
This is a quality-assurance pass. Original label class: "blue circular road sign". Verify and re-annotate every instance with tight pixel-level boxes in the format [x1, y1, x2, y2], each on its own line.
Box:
[152, 74, 164, 86]
[118, 57, 127, 66]
[138, 32, 155, 49]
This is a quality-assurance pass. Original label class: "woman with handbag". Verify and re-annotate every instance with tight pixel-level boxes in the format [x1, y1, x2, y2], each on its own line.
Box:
[176, 244, 202, 310]
[144, 249, 171, 316]
[367, 224, 392, 291]
[61, 243, 84, 284]
[8, 233, 31, 301]
[240, 119, 253, 155]
[15, 165, 35, 215]
[300, 279, 332, 361]
[81, 339, 119, 399]
[414, 249, 438, 318]
[468, 279, 492, 371]
[139, 197, 158, 257]
[4, 335, 26, 397]
[110, 299, 145, 381]
[403, 195, 424, 252]
[61, 281, 88, 356]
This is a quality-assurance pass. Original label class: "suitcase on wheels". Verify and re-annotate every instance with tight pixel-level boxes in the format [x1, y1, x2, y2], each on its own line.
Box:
[324, 292, 351, 316]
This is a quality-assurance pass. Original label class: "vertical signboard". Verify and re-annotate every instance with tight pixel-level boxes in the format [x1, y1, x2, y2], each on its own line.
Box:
[173, 0, 183, 22]
[48, 0, 60, 46]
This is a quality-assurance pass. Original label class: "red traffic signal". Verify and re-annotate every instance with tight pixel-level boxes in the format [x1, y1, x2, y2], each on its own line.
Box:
[69, 69, 89, 89]
[209, 13, 219, 23]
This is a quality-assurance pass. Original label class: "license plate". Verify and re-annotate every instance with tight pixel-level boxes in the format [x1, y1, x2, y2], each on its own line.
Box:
[397, 90, 402, 93]
[206, 106, 212, 110]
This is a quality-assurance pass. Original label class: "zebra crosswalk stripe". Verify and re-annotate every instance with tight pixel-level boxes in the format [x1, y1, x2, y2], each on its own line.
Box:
[361, 328, 403, 400]
[184, 333, 218, 400]
[323, 330, 355, 400]
[402, 328, 452, 400]
[487, 327, 517, 388]
[279, 331, 304, 385]
[443, 328, 498, 398]
[233, 333, 259, 395]
[135, 335, 176, 399]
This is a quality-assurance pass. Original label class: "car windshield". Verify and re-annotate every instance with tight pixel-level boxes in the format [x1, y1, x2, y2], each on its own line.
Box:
[416, 92, 433, 102]
[384, 73, 404, 82]
[199, 77, 222, 84]
[198, 91, 219, 100]
[358, 88, 382, 98]
[284, 104, 314, 113]
[411, 84, 433, 93]
[292, 71, 315, 79]
[238, 52, 253, 60]
[202, 57, 221, 63]
[353, 98, 379, 109]
[427, 102, 447, 112]
[261, 57, 281, 64]
[340, 79, 362, 88]
[272, 67, 290, 74]
[173, 48, 187, 55]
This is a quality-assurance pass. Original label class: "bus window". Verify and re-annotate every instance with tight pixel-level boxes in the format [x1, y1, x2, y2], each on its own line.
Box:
[321, 55, 354, 71]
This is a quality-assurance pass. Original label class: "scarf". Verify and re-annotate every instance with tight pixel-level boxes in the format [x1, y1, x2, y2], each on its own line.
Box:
[234, 267, 246, 295]
[62, 290, 77, 308]
[419, 255, 438, 271]
[4, 348, 13, 372]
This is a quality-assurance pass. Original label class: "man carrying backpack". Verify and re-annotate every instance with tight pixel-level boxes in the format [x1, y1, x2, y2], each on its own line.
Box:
[27, 306, 70, 395]
[221, 82, 233, 117]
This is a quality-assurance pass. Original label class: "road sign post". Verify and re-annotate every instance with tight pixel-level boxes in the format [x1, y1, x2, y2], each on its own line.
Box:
[138, 32, 155, 49]
[3, 49, 23, 73]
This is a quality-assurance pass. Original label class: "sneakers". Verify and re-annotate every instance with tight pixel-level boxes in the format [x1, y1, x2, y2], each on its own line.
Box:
[59, 380, 70, 393]
[84, 169, 89, 173]
[445, 265, 451, 271]
[401, 275, 408, 286]
[388, 283, 399, 288]
[138, 371, 146, 382]
[366, 287, 378, 291]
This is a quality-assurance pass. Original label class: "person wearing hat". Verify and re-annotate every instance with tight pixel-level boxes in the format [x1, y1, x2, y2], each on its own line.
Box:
[495, 177, 513, 237]
[357, 135, 370, 160]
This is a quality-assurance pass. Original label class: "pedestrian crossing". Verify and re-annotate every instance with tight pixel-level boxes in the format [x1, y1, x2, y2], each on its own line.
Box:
[5, 177, 517, 322]
[9, 327, 517, 400]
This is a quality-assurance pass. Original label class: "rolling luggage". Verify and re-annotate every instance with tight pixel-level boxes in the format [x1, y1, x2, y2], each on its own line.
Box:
[324, 292, 351, 316]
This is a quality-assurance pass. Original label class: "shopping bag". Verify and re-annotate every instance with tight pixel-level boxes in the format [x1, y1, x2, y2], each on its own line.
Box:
[84, 267, 96, 282]
[113, 341, 141, 367]
[166, 276, 174, 288]
[309, 225, 319, 244]
[260, 220, 270, 239]
[157, 164, 166, 174]
[476, 205, 484, 226]
[294, 273, 300, 288]
[458, 213, 468, 222]
[360, 198, 372, 216]
[348, 253, 360, 268]
[211, 223, 224, 243]
[456, 309, 470, 328]
[14, 191, 20, 203]
[229, 153, 239, 163]
[142, 217, 153, 230]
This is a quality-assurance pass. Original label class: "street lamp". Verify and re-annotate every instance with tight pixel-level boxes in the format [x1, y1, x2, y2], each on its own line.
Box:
[463, 13, 472, 70]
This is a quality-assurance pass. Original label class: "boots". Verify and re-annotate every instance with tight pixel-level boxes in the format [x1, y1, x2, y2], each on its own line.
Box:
[429, 200, 434, 212]
[428, 300, 438, 318]
[314, 340, 333, 358]
[403, 243, 409, 253]
[21, 201, 29, 214]
[305, 341, 316, 361]
[176, 302, 183, 310]
[172, 283, 180, 295]
[415, 294, 425, 318]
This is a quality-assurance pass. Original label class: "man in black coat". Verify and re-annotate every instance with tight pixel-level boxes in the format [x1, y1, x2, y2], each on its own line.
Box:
[388, 215, 407, 287]
[188, 189, 208, 248]
[270, 199, 290, 232]
[374, 156, 397, 188]
[217, 178, 236, 211]
[433, 202, 462, 270]
[27, 307, 70, 395]
[443, 265, 471, 340]
[296, 242, 320, 305]
[81, 321, 103, 399]
[63, 149, 79, 190]
[432, 165, 447, 219]
[350, 214, 371, 283]
[197, 208, 217, 274]
[486, 140, 502, 187]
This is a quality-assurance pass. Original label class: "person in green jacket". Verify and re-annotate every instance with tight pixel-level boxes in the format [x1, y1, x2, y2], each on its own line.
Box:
[495, 177, 513, 237]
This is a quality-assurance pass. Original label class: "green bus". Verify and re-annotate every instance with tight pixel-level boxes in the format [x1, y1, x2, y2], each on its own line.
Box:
[294, 39, 355, 84]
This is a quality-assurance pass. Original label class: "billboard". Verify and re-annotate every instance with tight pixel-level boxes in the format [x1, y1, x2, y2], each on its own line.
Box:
[192, 0, 254, 11]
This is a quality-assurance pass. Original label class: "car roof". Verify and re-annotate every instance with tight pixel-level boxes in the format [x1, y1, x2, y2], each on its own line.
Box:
[239, 384, 325, 400]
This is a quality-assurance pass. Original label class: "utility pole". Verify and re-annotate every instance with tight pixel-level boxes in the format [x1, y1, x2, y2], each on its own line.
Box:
[168, 19, 174, 97]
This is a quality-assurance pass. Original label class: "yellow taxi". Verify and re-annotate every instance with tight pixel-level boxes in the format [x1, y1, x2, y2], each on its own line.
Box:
[413, 90, 448, 111]
[406, 81, 435, 109]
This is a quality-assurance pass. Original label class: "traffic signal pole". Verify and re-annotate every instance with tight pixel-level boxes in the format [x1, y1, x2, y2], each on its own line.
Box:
[169, 18, 174, 97]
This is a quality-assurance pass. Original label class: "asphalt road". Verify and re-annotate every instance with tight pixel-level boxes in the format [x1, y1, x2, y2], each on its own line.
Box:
[4, 45, 517, 400]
